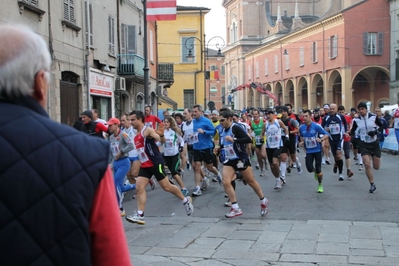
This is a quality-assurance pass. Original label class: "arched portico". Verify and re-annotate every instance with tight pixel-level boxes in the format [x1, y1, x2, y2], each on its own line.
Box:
[328, 70, 342, 106]
[310, 74, 323, 110]
[297, 76, 308, 111]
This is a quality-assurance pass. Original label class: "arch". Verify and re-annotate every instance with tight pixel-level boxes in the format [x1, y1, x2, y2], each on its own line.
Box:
[351, 66, 389, 84]
[286, 79, 294, 106]
[136, 92, 144, 111]
[328, 70, 342, 106]
[275, 82, 283, 106]
[247, 87, 254, 108]
[297, 76, 309, 111]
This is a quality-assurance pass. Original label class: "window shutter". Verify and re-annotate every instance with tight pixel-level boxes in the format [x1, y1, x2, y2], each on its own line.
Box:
[333, 34, 338, 58]
[311, 43, 314, 63]
[127, 25, 136, 54]
[63, 0, 69, 21]
[315, 42, 318, 62]
[378, 32, 384, 55]
[121, 24, 126, 54]
[363, 32, 369, 55]
[328, 36, 331, 59]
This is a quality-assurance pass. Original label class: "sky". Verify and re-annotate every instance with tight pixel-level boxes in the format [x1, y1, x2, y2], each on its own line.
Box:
[176, 0, 226, 46]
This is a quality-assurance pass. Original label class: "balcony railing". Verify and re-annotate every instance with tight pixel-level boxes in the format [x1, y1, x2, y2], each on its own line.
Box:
[117, 54, 144, 76]
[158, 63, 174, 82]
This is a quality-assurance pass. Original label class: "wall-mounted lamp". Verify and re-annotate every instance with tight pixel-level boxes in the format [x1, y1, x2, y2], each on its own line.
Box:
[283, 49, 289, 56]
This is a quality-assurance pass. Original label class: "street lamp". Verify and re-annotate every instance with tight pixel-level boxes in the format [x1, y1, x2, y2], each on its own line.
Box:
[185, 35, 225, 109]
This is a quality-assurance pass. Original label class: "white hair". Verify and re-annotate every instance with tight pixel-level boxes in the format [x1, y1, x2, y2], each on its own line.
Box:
[0, 24, 51, 99]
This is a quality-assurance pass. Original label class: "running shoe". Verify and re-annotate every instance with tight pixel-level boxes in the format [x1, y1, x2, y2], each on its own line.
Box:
[192, 187, 202, 196]
[347, 169, 354, 178]
[149, 176, 156, 190]
[120, 209, 126, 217]
[297, 165, 303, 175]
[216, 173, 222, 186]
[224, 201, 232, 207]
[255, 163, 260, 170]
[292, 163, 297, 168]
[178, 168, 185, 178]
[338, 174, 344, 181]
[242, 178, 248, 186]
[212, 176, 218, 182]
[369, 183, 377, 193]
[286, 167, 291, 173]
[326, 160, 331, 165]
[265, 161, 269, 170]
[317, 184, 324, 193]
[280, 176, 286, 185]
[274, 179, 282, 190]
[200, 177, 210, 190]
[333, 163, 338, 174]
[260, 169, 266, 176]
[184, 196, 194, 216]
[126, 213, 145, 225]
[168, 176, 176, 185]
[224, 193, 229, 198]
[322, 160, 326, 165]
[355, 161, 359, 165]
[260, 198, 270, 216]
[225, 208, 243, 218]
[359, 164, 364, 171]
[181, 188, 189, 197]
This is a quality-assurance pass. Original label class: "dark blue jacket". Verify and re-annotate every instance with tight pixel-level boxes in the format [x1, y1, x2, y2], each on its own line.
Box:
[0, 96, 110, 265]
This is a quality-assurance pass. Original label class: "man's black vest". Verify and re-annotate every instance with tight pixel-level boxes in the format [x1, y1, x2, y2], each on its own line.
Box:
[0, 96, 110, 265]
[81, 121, 104, 138]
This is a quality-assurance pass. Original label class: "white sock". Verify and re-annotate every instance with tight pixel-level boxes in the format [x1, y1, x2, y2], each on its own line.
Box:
[281, 162, 287, 177]
[182, 197, 188, 204]
[296, 157, 301, 167]
[232, 203, 239, 209]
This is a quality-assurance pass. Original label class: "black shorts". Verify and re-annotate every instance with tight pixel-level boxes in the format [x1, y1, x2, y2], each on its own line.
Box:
[223, 158, 251, 172]
[281, 136, 296, 154]
[330, 138, 342, 156]
[193, 148, 214, 164]
[351, 137, 360, 149]
[266, 148, 281, 163]
[163, 154, 180, 176]
[138, 164, 166, 181]
[359, 141, 381, 158]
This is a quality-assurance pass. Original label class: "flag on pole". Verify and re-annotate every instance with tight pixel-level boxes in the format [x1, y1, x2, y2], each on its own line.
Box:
[205, 70, 219, 80]
[146, 0, 177, 21]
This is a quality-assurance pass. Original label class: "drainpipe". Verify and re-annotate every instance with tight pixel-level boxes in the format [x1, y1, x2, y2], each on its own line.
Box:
[47, 0, 54, 114]
[85, 0, 91, 109]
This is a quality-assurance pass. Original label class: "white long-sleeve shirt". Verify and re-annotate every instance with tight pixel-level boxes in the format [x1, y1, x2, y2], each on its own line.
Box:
[163, 128, 184, 156]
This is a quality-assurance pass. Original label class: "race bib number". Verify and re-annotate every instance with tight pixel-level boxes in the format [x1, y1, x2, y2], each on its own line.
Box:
[268, 133, 279, 146]
[187, 132, 199, 145]
[255, 136, 262, 145]
[137, 147, 149, 163]
[304, 137, 317, 149]
[111, 142, 120, 156]
[224, 144, 238, 160]
[329, 123, 340, 135]
[165, 139, 174, 148]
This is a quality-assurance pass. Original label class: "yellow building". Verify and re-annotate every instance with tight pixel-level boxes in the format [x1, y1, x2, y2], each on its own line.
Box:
[157, 6, 210, 110]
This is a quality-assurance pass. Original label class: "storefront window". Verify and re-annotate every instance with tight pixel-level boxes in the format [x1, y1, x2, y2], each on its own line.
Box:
[91, 96, 111, 120]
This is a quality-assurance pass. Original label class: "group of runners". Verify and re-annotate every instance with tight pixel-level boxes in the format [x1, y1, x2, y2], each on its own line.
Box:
[77, 100, 399, 223]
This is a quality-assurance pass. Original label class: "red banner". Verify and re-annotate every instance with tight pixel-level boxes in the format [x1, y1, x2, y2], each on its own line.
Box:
[146, 0, 176, 21]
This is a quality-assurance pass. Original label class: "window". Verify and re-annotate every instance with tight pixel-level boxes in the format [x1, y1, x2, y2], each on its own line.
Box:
[108, 15, 115, 55]
[311, 41, 318, 63]
[184, 89, 194, 108]
[221, 65, 225, 75]
[85, 1, 93, 46]
[255, 61, 259, 78]
[300, 46, 304, 67]
[265, 58, 268, 76]
[121, 24, 136, 54]
[63, 0, 75, 23]
[150, 30, 154, 62]
[363, 32, 383, 55]
[210, 65, 217, 70]
[328, 34, 338, 59]
[230, 20, 237, 43]
[182, 37, 195, 63]
[274, 55, 278, 73]
[210, 86, 217, 93]
[248, 65, 252, 80]
[285, 54, 290, 70]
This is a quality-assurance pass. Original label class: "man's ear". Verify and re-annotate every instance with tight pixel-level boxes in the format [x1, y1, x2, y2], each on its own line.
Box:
[33, 70, 48, 108]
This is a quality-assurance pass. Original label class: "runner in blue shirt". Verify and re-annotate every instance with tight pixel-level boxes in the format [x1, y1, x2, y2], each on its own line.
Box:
[299, 110, 329, 193]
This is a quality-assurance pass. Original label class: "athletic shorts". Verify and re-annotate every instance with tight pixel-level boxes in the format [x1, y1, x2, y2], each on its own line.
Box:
[281, 136, 296, 154]
[223, 158, 251, 172]
[129, 156, 139, 162]
[138, 164, 166, 181]
[266, 148, 281, 164]
[329, 138, 342, 157]
[351, 137, 361, 150]
[163, 154, 180, 176]
[193, 148, 214, 164]
[359, 141, 381, 158]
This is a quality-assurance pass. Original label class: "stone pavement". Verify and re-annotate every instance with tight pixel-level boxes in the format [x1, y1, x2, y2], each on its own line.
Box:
[123, 217, 399, 265]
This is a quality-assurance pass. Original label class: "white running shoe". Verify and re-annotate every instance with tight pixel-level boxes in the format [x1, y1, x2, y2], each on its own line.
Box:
[149, 176, 156, 190]
[260, 169, 266, 176]
[280, 176, 286, 185]
[225, 208, 243, 218]
[260, 198, 270, 216]
[274, 179, 282, 190]
[200, 177, 210, 190]
[184, 197, 194, 216]
[192, 187, 202, 196]
[126, 213, 145, 225]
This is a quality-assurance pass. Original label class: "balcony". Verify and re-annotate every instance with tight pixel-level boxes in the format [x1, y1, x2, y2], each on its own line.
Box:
[158, 63, 174, 82]
[117, 54, 144, 77]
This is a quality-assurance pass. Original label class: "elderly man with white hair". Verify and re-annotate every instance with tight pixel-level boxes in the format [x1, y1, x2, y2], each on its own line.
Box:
[0, 24, 131, 265]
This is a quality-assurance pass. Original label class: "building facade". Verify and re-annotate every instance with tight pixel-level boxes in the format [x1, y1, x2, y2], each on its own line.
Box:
[389, 0, 399, 103]
[205, 48, 226, 111]
[3, 0, 159, 125]
[157, 6, 210, 110]
[222, 0, 389, 112]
